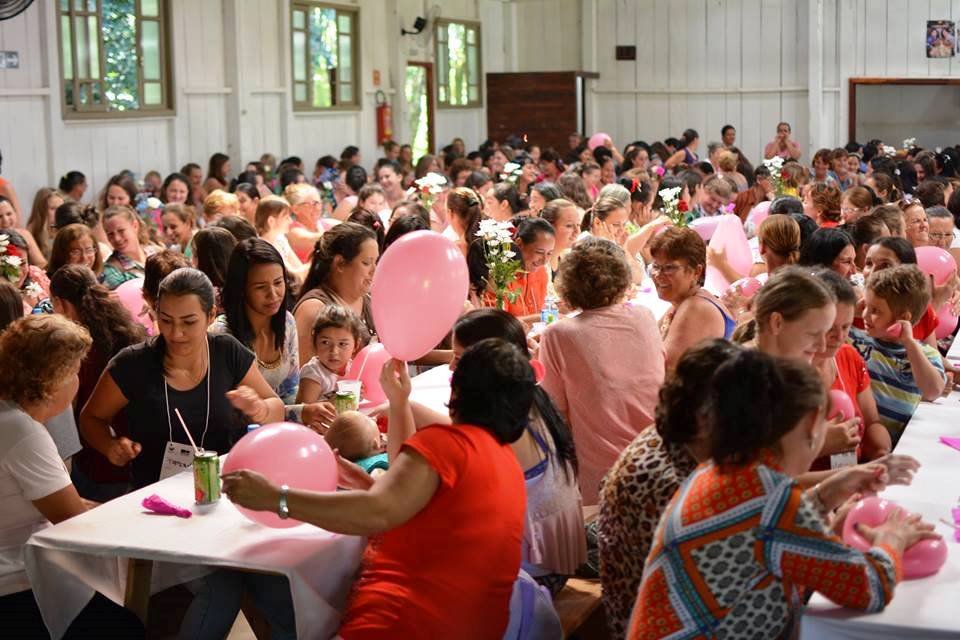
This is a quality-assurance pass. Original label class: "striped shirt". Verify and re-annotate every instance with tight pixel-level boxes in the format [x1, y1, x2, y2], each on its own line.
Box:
[628, 457, 901, 640]
[848, 328, 945, 444]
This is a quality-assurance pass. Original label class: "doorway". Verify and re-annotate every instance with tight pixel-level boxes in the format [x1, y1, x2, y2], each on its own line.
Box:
[405, 62, 435, 162]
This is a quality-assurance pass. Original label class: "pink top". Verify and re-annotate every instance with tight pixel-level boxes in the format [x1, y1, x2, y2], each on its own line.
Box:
[539, 304, 665, 505]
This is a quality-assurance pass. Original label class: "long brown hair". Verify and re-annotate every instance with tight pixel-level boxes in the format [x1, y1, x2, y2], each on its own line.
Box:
[27, 187, 63, 255]
[49, 264, 145, 356]
[47, 223, 104, 277]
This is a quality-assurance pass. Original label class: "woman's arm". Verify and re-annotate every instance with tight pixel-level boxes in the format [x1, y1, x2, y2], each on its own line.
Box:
[409, 401, 452, 429]
[222, 448, 439, 536]
[380, 360, 416, 461]
[228, 362, 284, 423]
[663, 149, 687, 170]
[33, 485, 87, 524]
[296, 378, 322, 404]
[79, 370, 142, 466]
[294, 299, 322, 367]
[663, 299, 726, 372]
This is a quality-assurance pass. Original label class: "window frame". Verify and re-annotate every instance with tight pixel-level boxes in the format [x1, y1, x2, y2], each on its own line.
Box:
[290, 1, 361, 112]
[56, 0, 175, 120]
[434, 18, 482, 110]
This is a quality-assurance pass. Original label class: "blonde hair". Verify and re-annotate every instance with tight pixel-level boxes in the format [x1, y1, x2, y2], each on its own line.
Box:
[703, 176, 734, 199]
[758, 215, 801, 264]
[717, 150, 738, 173]
[203, 189, 240, 219]
[754, 266, 834, 335]
[102, 205, 150, 246]
[254, 195, 290, 233]
[324, 411, 378, 461]
[0, 314, 91, 406]
[27, 187, 64, 254]
[284, 183, 320, 207]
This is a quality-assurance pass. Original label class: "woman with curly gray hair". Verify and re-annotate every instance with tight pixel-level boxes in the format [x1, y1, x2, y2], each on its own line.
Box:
[539, 236, 665, 506]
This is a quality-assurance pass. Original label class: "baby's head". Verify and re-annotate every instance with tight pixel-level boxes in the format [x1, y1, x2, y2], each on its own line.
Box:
[311, 304, 363, 374]
[324, 411, 381, 461]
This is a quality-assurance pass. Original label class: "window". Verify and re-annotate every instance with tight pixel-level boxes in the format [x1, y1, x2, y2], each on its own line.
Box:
[57, 0, 172, 117]
[435, 19, 481, 108]
[290, 3, 359, 110]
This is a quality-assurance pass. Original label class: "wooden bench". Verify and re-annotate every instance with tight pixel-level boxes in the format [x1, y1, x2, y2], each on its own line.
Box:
[554, 577, 607, 639]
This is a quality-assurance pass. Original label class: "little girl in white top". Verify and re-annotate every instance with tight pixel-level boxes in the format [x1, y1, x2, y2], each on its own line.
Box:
[296, 304, 363, 403]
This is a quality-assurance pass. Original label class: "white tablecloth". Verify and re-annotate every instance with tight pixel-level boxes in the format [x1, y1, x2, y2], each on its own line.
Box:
[24, 464, 365, 639]
[800, 341, 960, 638]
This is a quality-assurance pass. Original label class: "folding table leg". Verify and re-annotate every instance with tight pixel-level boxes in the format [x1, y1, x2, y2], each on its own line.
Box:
[124, 558, 154, 624]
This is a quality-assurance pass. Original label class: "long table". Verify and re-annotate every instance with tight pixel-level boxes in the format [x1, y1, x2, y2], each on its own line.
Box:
[800, 342, 960, 638]
[24, 461, 365, 639]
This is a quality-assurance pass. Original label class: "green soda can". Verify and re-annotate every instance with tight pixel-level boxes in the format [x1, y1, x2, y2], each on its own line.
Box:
[193, 451, 221, 504]
[334, 390, 358, 414]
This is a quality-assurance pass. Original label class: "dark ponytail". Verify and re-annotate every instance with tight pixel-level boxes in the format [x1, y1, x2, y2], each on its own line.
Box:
[708, 350, 825, 467]
[49, 264, 145, 356]
[453, 309, 577, 477]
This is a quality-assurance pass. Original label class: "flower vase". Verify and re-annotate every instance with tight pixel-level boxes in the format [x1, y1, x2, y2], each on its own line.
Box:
[495, 291, 506, 311]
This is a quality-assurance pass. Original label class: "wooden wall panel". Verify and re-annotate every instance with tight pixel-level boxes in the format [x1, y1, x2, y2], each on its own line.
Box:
[486, 72, 578, 152]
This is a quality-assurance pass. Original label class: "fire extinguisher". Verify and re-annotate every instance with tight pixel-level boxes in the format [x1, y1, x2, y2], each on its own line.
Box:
[375, 90, 393, 145]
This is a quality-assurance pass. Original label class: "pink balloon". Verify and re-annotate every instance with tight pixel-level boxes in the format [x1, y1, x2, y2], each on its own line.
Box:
[705, 215, 752, 295]
[828, 389, 856, 421]
[222, 422, 337, 528]
[371, 231, 469, 361]
[747, 201, 771, 228]
[319, 217, 340, 231]
[115, 277, 154, 336]
[343, 343, 393, 404]
[587, 133, 610, 151]
[886, 323, 903, 339]
[935, 303, 959, 339]
[729, 277, 762, 298]
[842, 496, 948, 579]
[689, 216, 722, 241]
[915, 246, 957, 285]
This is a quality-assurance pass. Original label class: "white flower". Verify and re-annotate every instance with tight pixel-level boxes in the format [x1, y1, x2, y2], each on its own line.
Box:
[415, 173, 447, 194]
[4, 255, 22, 268]
[504, 250, 516, 258]
[500, 255, 513, 264]
[903, 137, 917, 149]
[322, 181, 333, 190]
[146, 197, 162, 209]
[658, 187, 681, 201]
[24, 281, 43, 297]
[405, 186, 417, 199]
[882, 145, 897, 158]
[763, 156, 784, 171]
[503, 162, 520, 175]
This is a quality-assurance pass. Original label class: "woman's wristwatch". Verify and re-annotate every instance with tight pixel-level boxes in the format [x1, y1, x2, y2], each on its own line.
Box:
[278, 484, 290, 519]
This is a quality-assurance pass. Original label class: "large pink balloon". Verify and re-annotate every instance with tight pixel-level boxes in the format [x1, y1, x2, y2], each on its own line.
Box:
[935, 303, 959, 339]
[915, 246, 957, 285]
[746, 201, 771, 229]
[842, 496, 948, 579]
[222, 422, 337, 528]
[344, 343, 392, 405]
[319, 217, 340, 231]
[371, 230, 468, 361]
[828, 389, 856, 421]
[116, 277, 154, 336]
[587, 133, 611, 151]
[689, 216, 722, 241]
[705, 215, 752, 295]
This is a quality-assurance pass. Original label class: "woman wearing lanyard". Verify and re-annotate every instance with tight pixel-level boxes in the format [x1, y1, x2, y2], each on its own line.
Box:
[80, 268, 283, 489]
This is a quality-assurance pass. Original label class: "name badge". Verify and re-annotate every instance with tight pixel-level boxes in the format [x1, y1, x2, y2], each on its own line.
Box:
[830, 451, 858, 470]
[160, 441, 194, 480]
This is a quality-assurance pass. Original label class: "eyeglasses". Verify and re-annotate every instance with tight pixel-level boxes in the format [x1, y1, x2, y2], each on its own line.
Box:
[929, 232, 952, 241]
[647, 262, 683, 277]
[68, 247, 97, 258]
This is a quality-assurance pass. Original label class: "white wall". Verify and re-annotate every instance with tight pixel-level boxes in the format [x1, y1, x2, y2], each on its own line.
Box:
[0, 0, 506, 217]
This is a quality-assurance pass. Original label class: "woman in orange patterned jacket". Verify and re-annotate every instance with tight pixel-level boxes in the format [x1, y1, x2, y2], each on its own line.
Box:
[629, 350, 938, 640]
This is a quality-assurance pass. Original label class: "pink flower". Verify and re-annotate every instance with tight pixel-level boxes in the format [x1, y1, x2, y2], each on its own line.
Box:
[654, 166, 666, 177]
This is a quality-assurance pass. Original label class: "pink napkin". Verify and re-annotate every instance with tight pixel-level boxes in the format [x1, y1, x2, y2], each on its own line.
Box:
[940, 436, 960, 452]
[142, 493, 192, 518]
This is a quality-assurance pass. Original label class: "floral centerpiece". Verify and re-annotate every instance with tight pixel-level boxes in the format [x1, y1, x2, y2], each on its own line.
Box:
[0, 233, 22, 283]
[658, 186, 689, 227]
[476, 219, 522, 310]
[501, 162, 523, 185]
[762, 156, 787, 197]
[405, 172, 447, 211]
[903, 137, 917, 151]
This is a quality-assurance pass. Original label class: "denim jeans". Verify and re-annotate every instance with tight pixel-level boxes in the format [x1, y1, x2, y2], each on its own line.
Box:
[178, 570, 296, 640]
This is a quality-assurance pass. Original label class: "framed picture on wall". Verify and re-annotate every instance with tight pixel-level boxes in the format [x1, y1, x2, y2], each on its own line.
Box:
[926, 20, 956, 58]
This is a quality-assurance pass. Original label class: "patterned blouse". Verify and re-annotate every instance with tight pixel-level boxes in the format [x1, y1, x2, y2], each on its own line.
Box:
[209, 311, 300, 403]
[598, 426, 697, 639]
[100, 245, 159, 290]
[628, 456, 902, 640]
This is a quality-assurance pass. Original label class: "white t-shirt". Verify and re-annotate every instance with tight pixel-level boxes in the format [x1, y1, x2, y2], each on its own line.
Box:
[951, 227, 960, 249]
[299, 357, 340, 399]
[0, 401, 72, 596]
